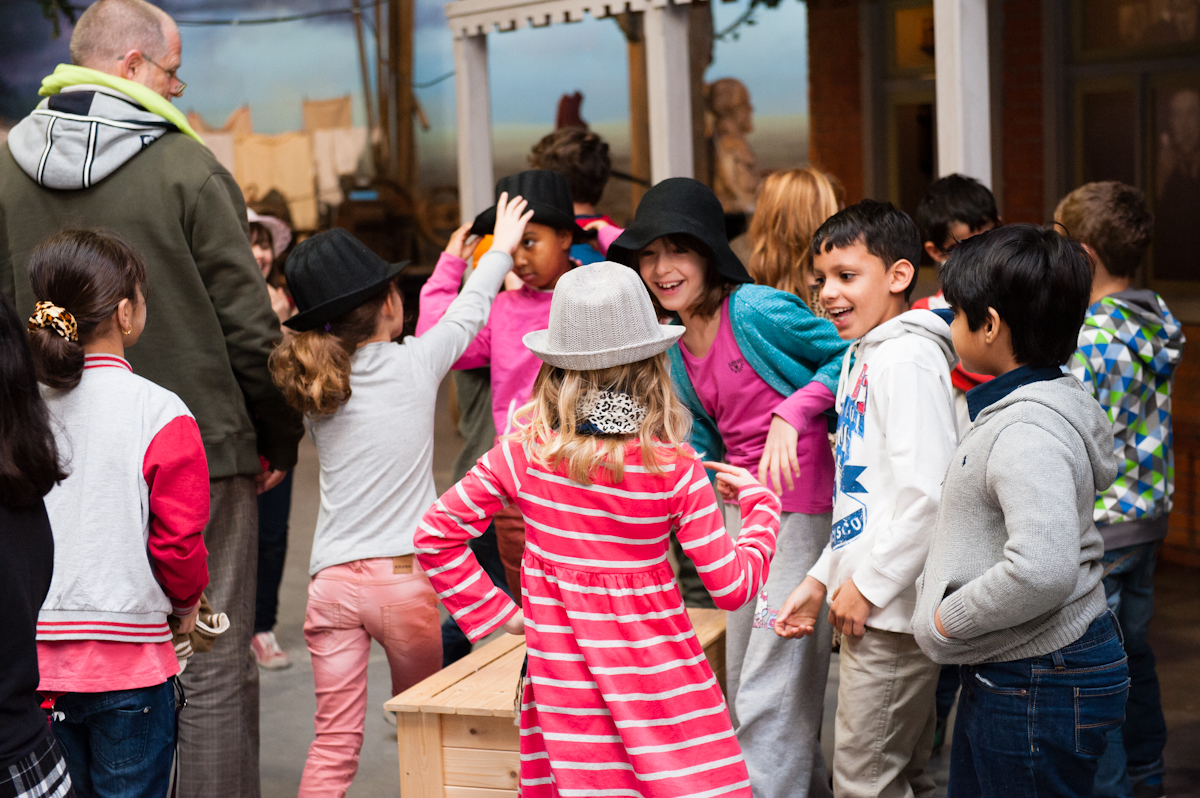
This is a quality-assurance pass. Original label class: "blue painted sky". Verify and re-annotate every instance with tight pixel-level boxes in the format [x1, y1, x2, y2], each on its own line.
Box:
[2, 0, 809, 178]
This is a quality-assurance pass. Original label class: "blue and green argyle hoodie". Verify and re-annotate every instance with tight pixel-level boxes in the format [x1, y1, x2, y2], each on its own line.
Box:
[1068, 289, 1185, 549]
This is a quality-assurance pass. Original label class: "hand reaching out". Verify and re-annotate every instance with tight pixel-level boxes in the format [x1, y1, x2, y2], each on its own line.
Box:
[702, 460, 762, 503]
[503, 609, 526, 636]
[774, 576, 826, 638]
[443, 222, 479, 261]
[758, 415, 800, 495]
[489, 192, 534, 257]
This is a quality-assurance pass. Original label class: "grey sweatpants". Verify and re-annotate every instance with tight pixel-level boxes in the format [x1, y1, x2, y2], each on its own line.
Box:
[176, 476, 261, 798]
[725, 506, 834, 798]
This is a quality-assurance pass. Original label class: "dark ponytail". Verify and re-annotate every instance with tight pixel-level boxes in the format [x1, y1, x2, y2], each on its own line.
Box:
[27, 230, 147, 390]
[0, 292, 67, 508]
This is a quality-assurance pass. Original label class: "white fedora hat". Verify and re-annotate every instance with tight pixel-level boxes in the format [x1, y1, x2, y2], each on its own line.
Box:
[523, 262, 685, 370]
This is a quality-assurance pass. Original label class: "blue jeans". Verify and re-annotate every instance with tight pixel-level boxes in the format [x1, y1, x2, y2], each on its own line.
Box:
[254, 470, 293, 634]
[949, 611, 1129, 798]
[1095, 542, 1167, 798]
[52, 679, 176, 798]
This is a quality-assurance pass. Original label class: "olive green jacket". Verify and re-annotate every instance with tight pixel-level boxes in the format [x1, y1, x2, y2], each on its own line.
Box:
[0, 131, 302, 477]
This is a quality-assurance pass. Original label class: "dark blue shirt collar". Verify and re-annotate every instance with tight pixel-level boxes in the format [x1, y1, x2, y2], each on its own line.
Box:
[965, 364, 1063, 421]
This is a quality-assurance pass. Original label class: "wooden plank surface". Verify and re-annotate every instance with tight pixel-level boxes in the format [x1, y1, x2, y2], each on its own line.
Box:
[443, 747, 520, 791]
[397, 711, 444, 798]
[441, 714, 520, 751]
[445, 787, 518, 798]
[386, 633, 523, 713]
[435, 646, 525, 718]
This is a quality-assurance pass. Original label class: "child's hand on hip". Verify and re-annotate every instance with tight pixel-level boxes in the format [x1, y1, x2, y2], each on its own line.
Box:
[489, 192, 535, 257]
[702, 460, 761, 502]
[759, 415, 800, 495]
[828, 577, 874, 638]
[774, 576, 826, 638]
[503, 609, 526, 636]
[443, 222, 479, 261]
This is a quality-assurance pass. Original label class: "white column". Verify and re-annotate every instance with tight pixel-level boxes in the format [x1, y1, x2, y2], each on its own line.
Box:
[453, 32, 495, 219]
[644, 0, 694, 183]
[933, 0, 992, 187]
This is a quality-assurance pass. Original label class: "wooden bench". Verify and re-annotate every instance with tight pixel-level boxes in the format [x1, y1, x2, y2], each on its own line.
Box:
[384, 607, 727, 798]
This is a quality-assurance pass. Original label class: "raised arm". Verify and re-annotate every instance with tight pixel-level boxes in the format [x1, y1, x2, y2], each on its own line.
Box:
[415, 441, 522, 641]
[673, 458, 780, 610]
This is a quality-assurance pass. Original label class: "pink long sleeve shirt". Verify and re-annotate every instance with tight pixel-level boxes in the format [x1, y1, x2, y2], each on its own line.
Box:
[679, 298, 836, 514]
[417, 252, 552, 436]
[418, 231, 621, 438]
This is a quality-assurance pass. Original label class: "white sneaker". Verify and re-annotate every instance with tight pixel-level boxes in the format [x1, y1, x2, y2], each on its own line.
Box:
[251, 631, 291, 670]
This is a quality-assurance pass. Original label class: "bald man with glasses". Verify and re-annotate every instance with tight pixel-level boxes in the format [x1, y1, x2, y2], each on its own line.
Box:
[0, 2, 303, 796]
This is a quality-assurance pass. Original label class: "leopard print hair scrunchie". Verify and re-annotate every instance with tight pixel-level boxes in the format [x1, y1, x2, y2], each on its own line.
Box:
[28, 301, 79, 342]
[576, 390, 649, 436]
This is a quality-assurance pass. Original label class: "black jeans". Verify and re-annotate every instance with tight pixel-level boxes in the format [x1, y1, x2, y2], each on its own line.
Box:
[254, 471, 293, 634]
[440, 522, 511, 666]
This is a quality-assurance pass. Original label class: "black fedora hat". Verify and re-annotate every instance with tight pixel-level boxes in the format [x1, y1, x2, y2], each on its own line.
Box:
[283, 228, 407, 331]
[470, 170, 587, 239]
[606, 178, 752, 284]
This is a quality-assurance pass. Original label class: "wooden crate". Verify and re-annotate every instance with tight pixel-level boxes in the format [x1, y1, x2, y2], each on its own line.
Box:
[384, 607, 727, 798]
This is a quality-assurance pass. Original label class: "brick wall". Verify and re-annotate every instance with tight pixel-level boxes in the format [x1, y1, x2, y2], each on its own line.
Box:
[807, 0, 864, 203]
[999, 0, 1045, 224]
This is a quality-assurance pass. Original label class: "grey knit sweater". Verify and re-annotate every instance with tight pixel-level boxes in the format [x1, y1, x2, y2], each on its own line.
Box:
[912, 375, 1118, 664]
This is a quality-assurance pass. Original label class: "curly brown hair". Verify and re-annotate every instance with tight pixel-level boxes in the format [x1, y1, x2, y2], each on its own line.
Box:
[529, 128, 612, 206]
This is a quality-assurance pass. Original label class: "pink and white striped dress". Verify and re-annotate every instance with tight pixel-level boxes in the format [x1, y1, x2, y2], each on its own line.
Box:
[415, 438, 780, 798]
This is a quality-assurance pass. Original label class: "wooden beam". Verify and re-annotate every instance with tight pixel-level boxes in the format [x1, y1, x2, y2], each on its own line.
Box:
[644, 0, 694, 182]
[376, 0, 390, 173]
[351, 0, 377, 158]
[454, 32, 496, 219]
[621, 13, 651, 208]
[933, 0, 992, 185]
[389, 0, 417, 189]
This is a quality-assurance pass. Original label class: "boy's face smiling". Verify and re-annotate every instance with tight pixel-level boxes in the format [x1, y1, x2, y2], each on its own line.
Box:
[512, 222, 574, 290]
[813, 239, 913, 340]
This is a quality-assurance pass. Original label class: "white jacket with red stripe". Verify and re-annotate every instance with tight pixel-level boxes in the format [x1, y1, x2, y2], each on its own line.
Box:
[38, 354, 210, 643]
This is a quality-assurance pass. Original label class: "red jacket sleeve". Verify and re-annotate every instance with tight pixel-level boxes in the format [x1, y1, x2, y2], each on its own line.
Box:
[672, 457, 780, 610]
[415, 441, 521, 641]
[143, 416, 211, 615]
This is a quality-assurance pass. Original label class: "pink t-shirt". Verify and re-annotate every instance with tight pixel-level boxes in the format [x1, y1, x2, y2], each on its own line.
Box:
[679, 299, 835, 514]
[38, 640, 179, 693]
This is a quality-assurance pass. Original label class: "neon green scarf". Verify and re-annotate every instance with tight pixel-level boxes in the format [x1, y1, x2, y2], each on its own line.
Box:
[39, 64, 204, 145]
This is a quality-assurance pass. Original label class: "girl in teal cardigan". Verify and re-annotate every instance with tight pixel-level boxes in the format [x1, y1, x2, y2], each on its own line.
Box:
[607, 177, 848, 798]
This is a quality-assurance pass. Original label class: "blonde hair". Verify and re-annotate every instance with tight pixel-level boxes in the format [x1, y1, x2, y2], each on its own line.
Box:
[268, 282, 394, 417]
[747, 168, 841, 299]
[513, 354, 692, 485]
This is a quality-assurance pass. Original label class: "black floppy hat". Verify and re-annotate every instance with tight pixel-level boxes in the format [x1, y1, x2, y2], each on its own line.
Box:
[470, 170, 587, 239]
[606, 178, 752, 284]
[283, 228, 407, 331]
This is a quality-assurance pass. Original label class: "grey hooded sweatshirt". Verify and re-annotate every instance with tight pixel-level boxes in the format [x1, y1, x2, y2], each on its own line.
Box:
[912, 373, 1119, 665]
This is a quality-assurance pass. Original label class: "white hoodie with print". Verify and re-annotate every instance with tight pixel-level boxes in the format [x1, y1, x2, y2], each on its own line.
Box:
[807, 309, 959, 634]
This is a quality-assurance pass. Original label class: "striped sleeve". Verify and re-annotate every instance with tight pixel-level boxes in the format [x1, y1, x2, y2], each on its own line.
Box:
[415, 441, 521, 641]
[671, 458, 780, 611]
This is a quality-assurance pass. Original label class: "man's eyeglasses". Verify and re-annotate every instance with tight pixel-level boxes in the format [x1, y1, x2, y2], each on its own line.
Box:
[119, 52, 186, 97]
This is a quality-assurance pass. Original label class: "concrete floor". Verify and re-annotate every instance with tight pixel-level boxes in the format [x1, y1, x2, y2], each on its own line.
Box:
[259, 379, 1200, 796]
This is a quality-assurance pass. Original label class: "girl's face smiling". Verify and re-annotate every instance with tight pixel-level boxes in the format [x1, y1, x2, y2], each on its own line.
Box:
[638, 238, 707, 316]
[512, 222, 574, 290]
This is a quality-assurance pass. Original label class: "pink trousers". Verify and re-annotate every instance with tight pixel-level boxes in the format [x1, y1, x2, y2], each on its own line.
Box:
[298, 557, 442, 797]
